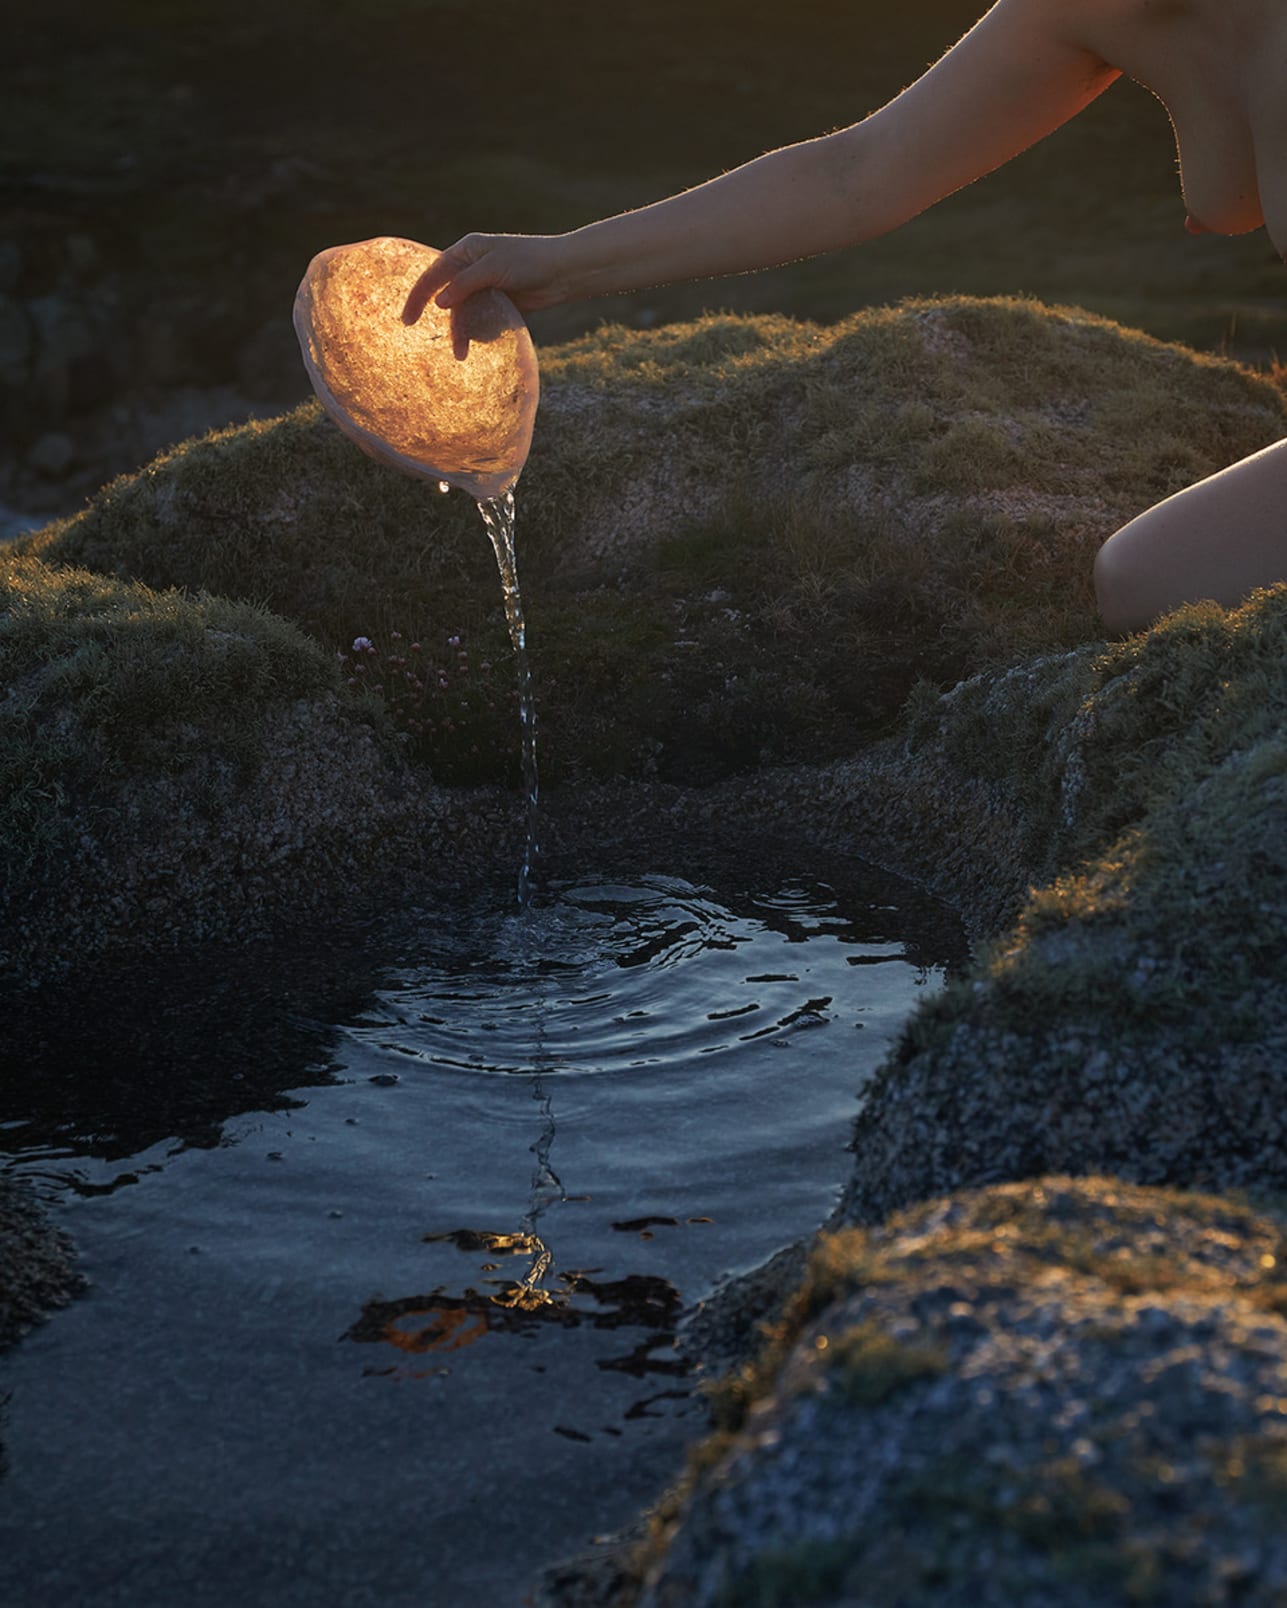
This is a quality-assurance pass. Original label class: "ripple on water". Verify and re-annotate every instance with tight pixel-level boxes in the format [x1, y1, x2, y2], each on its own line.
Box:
[0, 868, 963, 1608]
[351, 875, 918, 1079]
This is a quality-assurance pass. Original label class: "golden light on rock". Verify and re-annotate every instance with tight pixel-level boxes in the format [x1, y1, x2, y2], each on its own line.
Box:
[293, 236, 539, 501]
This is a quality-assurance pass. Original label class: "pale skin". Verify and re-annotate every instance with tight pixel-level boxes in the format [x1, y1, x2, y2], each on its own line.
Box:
[405, 0, 1287, 634]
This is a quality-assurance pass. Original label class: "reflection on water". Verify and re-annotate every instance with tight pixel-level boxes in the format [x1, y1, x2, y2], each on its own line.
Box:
[0, 864, 965, 1607]
[346, 1262, 686, 1376]
[328, 873, 959, 1382]
[0, 930, 382, 1166]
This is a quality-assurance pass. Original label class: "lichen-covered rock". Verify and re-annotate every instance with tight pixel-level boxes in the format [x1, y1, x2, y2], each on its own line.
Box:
[661, 577, 1285, 1214]
[531, 298, 1281, 567]
[638, 1179, 1287, 1608]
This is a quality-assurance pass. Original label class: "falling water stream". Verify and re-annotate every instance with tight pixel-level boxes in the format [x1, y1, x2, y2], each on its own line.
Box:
[476, 489, 540, 907]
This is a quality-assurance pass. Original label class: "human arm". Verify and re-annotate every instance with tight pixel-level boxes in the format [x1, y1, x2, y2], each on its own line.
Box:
[405, 0, 1120, 320]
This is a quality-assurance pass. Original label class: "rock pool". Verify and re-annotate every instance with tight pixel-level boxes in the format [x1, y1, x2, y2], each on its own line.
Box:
[0, 859, 963, 1606]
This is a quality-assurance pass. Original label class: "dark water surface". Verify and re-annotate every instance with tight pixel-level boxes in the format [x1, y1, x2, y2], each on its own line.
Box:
[0, 865, 964, 1606]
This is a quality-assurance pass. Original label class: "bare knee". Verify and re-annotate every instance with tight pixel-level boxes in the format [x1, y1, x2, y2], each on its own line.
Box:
[1094, 527, 1154, 636]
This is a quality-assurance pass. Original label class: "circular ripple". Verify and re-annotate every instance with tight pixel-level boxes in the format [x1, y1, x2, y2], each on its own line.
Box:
[344, 875, 915, 1079]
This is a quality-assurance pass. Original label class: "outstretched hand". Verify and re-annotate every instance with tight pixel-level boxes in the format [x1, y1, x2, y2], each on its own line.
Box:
[402, 233, 570, 323]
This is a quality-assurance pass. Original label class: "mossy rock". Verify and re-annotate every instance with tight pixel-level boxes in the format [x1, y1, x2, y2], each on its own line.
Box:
[19, 298, 1286, 783]
[0, 550, 465, 988]
[690, 583, 1287, 1215]
[635, 1178, 1287, 1608]
[812, 586, 1287, 1219]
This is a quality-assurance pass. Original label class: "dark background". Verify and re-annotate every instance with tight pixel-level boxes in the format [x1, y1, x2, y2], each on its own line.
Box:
[4, 0, 1284, 526]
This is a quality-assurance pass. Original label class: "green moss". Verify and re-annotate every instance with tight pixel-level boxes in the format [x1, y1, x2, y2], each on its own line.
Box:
[913, 416, 1030, 493]
[0, 550, 375, 876]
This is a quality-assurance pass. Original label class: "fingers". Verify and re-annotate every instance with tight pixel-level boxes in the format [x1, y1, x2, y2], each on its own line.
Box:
[401, 264, 445, 325]
[403, 249, 465, 324]
[402, 238, 487, 324]
[430, 256, 499, 311]
[401, 232, 561, 321]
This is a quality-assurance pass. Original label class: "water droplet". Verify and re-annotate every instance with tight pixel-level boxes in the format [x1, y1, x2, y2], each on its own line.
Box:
[438, 480, 451, 494]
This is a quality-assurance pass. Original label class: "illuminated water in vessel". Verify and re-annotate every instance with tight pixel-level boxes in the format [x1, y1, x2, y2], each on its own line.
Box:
[0, 863, 963, 1606]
